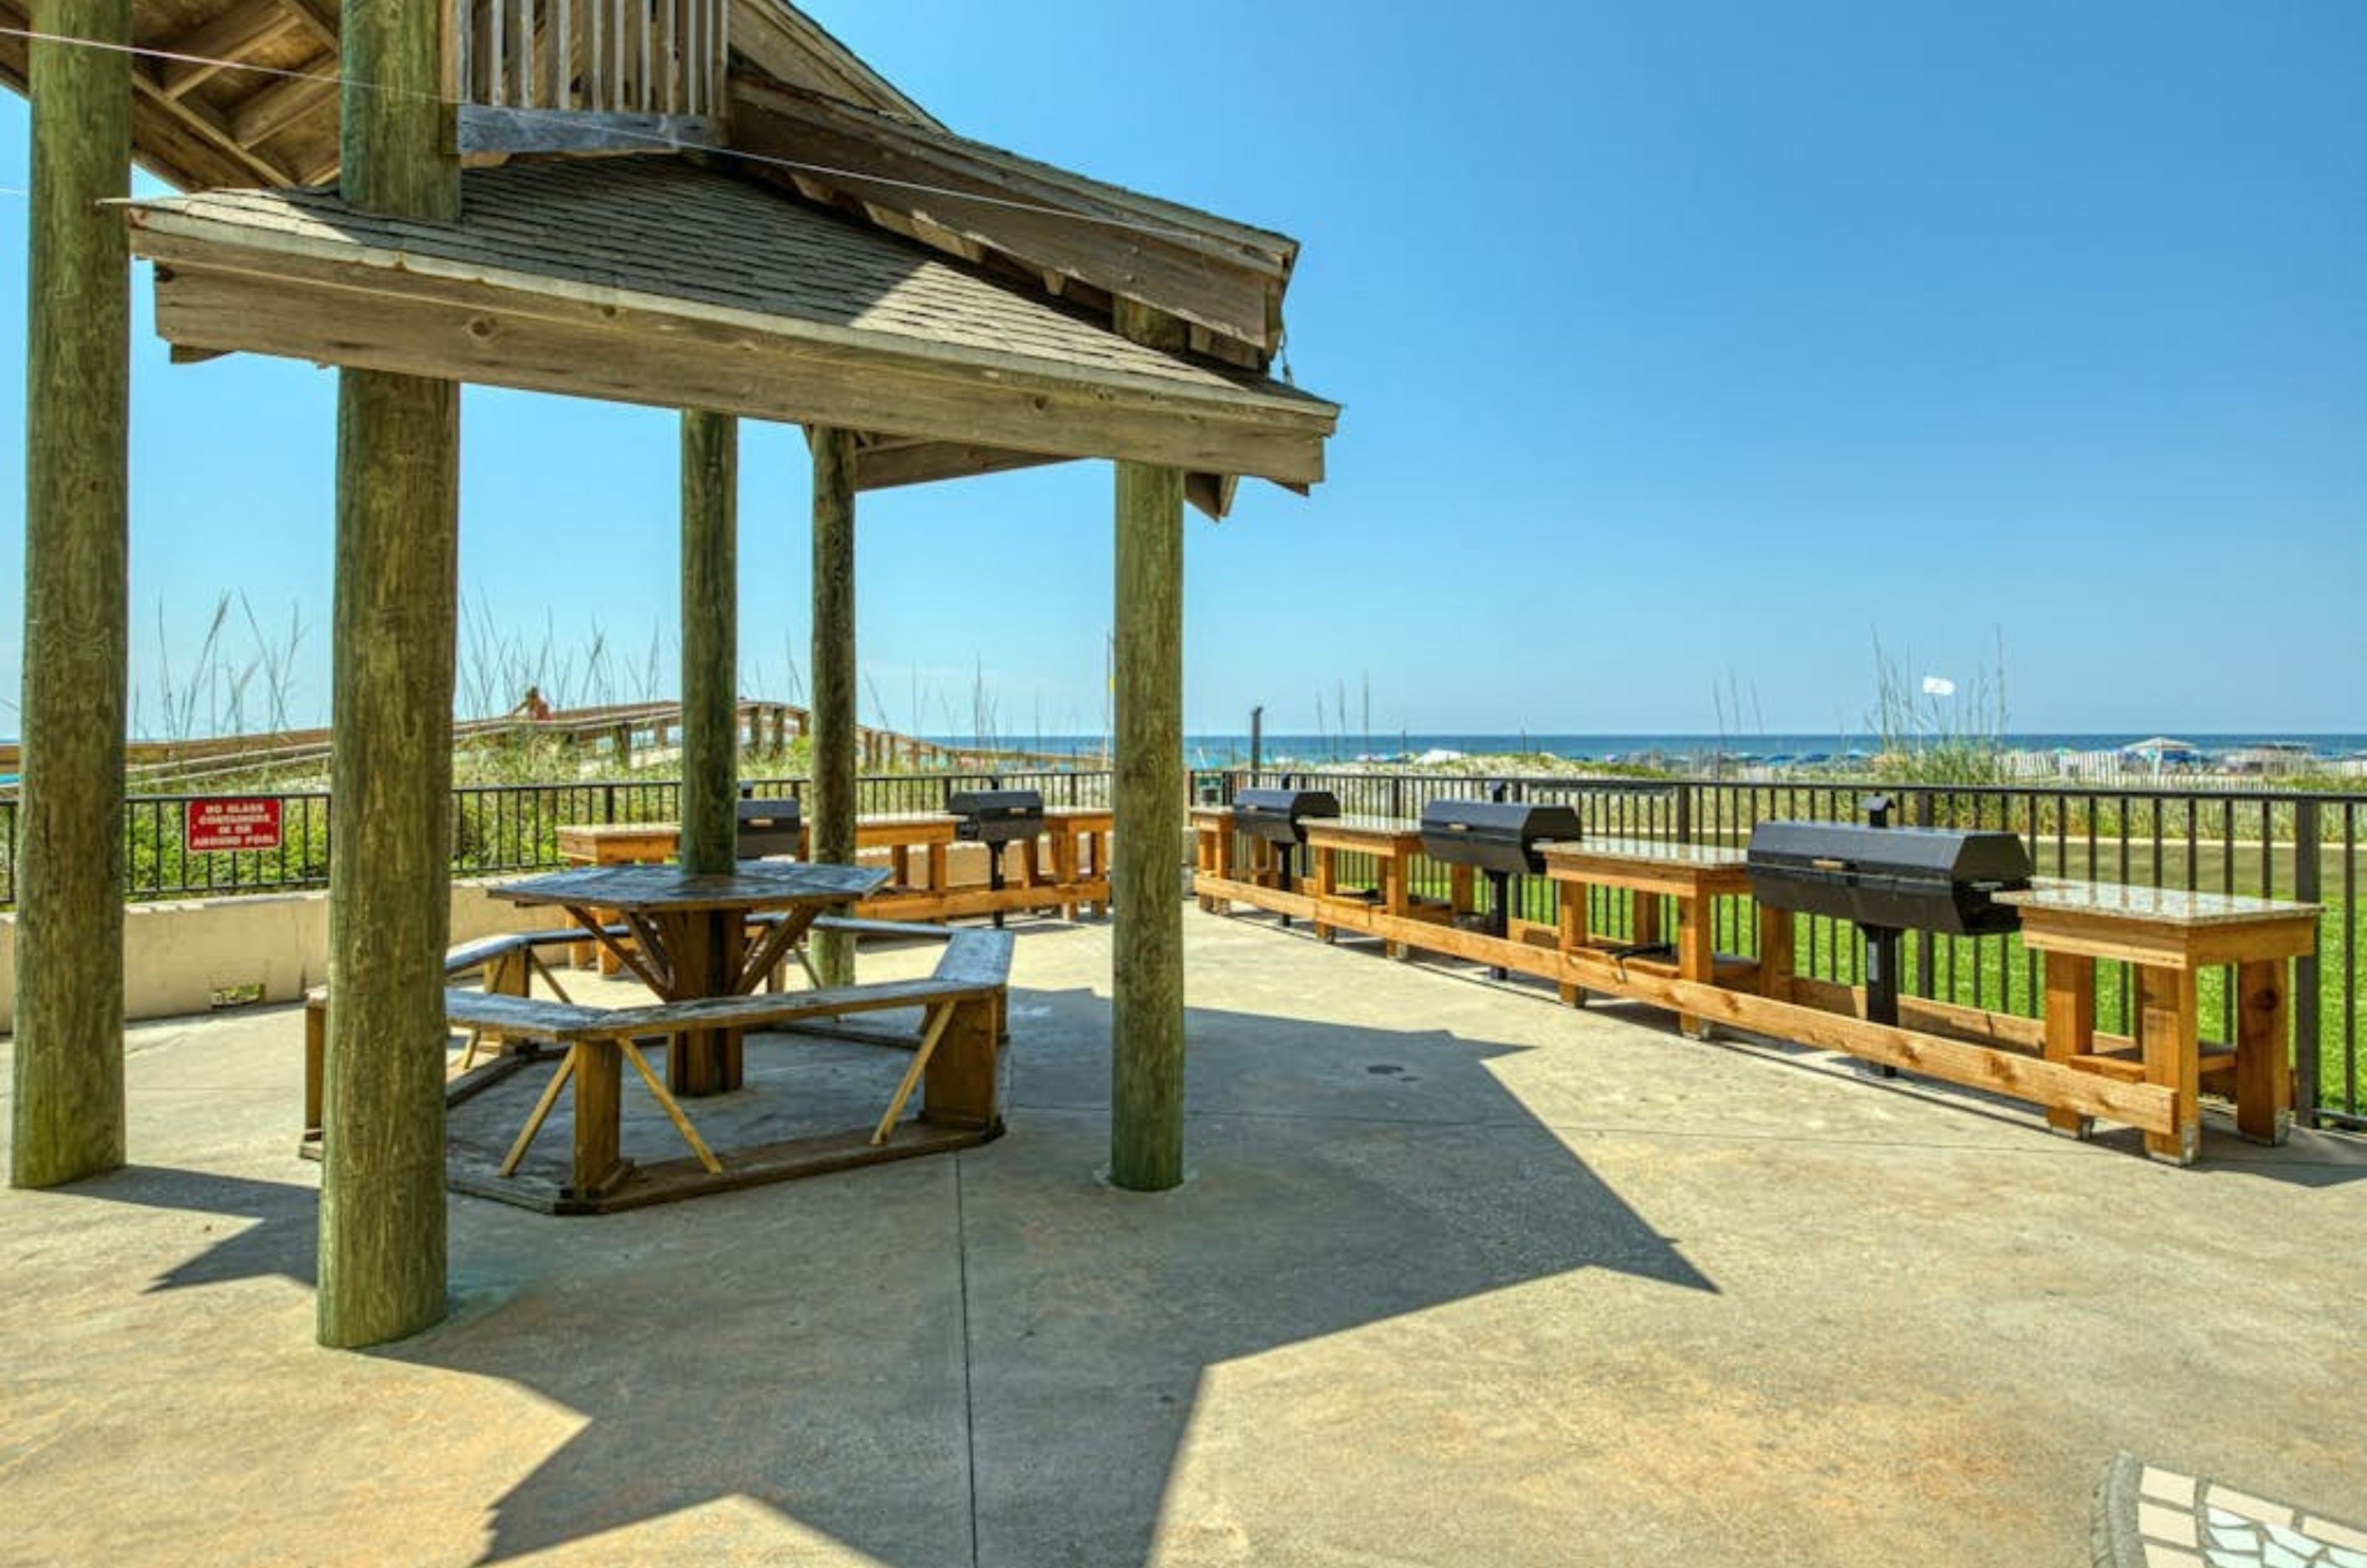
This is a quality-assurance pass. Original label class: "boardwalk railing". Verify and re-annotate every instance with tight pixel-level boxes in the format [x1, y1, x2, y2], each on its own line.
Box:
[0, 766, 2354, 1128]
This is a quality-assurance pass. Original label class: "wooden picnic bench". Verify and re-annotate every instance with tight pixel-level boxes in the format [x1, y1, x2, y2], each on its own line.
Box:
[303, 924, 600, 1146]
[462, 925, 1013, 1205]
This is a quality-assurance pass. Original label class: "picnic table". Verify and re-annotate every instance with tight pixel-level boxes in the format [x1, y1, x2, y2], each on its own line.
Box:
[492, 861, 888, 1097]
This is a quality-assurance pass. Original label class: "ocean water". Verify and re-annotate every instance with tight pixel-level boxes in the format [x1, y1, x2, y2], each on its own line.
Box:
[940, 733, 2367, 767]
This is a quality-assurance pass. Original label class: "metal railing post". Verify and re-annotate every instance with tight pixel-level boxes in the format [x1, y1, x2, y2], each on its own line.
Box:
[2295, 797, 2323, 1128]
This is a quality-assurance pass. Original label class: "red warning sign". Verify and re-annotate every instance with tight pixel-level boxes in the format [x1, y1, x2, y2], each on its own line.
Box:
[186, 797, 283, 853]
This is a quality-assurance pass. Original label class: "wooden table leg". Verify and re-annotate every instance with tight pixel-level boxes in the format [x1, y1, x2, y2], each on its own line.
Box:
[1756, 906, 1794, 1004]
[1051, 826, 1078, 920]
[1090, 829, 1109, 917]
[2235, 957, 2292, 1146]
[1449, 864, 1474, 919]
[1313, 844, 1338, 943]
[2041, 951, 2096, 1138]
[1632, 891, 1662, 950]
[1380, 854, 1408, 959]
[662, 910, 745, 1097]
[2138, 964, 2201, 1165]
[570, 1042, 624, 1198]
[1555, 883, 1585, 1004]
[927, 842, 949, 895]
[891, 843, 912, 890]
[1675, 893, 1715, 1039]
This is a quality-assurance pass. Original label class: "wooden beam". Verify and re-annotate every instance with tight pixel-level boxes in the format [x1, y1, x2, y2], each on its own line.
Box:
[229, 59, 338, 144]
[129, 236, 1336, 487]
[852, 438, 1070, 491]
[678, 410, 737, 875]
[11, 0, 130, 1190]
[157, 0, 304, 97]
[808, 426, 858, 989]
[316, 0, 457, 1350]
[1184, 472, 1237, 521]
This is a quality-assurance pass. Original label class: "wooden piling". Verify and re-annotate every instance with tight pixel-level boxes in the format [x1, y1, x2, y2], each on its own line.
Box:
[1107, 300, 1189, 1192]
[808, 427, 858, 987]
[678, 410, 737, 875]
[317, 0, 461, 1348]
[10, 0, 131, 1189]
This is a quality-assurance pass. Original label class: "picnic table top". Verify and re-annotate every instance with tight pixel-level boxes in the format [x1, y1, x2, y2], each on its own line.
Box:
[491, 861, 890, 913]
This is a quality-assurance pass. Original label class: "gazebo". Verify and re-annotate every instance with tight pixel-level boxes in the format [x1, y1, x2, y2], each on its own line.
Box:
[6, 0, 1336, 1345]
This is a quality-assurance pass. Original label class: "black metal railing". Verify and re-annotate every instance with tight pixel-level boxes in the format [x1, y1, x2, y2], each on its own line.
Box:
[1199, 768, 2366, 1131]
[1, 765, 2355, 1129]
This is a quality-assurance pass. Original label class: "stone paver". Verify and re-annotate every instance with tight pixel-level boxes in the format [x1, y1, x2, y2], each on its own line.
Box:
[2101, 1455, 2367, 1568]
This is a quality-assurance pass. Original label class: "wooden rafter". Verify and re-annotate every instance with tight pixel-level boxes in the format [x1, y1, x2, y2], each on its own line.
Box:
[226, 53, 336, 144]
[155, 0, 303, 97]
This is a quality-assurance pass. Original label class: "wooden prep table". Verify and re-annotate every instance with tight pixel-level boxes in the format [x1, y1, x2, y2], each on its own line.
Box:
[1999, 880, 2319, 1165]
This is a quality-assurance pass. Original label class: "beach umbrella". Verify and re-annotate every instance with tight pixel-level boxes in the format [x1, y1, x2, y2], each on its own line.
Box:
[2123, 737, 2198, 755]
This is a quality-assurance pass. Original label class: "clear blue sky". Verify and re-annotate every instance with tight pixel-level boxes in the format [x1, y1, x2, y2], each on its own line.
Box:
[0, 0, 2360, 740]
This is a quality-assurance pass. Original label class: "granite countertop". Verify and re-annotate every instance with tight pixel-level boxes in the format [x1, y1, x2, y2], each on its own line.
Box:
[1305, 815, 1422, 838]
[1998, 878, 2320, 927]
[1536, 836, 1751, 869]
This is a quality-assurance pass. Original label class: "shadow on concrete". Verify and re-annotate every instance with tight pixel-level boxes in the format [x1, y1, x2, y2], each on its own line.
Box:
[50, 985, 1716, 1567]
[65, 1165, 320, 1291]
[399, 988, 1711, 1566]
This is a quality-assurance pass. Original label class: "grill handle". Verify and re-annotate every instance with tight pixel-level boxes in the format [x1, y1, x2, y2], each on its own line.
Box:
[1810, 857, 1851, 873]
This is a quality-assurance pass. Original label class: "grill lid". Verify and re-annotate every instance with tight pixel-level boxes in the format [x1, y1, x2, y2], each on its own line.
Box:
[1419, 799, 1585, 876]
[946, 788, 1046, 842]
[1232, 787, 1340, 845]
[735, 797, 803, 859]
[1746, 820, 2032, 936]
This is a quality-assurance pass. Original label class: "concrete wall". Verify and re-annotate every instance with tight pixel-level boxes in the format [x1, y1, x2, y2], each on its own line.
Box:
[0, 879, 575, 1033]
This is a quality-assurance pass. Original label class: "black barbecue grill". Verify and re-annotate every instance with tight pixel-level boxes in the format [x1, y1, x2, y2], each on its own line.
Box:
[1229, 784, 1340, 927]
[1419, 796, 1584, 976]
[947, 788, 1046, 927]
[735, 797, 803, 860]
[1746, 797, 2032, 1061]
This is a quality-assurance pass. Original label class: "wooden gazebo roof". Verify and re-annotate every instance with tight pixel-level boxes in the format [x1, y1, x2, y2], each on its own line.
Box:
[127, 157, 1336, 489]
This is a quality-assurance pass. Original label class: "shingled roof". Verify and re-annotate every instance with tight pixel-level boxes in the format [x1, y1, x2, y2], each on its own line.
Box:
[126, 158, 1337, 492]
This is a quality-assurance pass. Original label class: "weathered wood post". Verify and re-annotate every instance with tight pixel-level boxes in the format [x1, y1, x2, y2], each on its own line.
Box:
[317, 0, 462, 1348]
[807, 427, 858, 987]
[1107, 303, 1189, 1191]
[678, 411, 738, 875]
[10, 0, 132, 1189]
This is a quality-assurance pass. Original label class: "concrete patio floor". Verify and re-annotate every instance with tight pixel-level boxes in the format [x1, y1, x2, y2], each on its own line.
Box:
[4, 905, 2365, 1567]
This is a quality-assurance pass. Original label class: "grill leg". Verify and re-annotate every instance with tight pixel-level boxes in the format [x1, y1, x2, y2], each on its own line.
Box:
[990, 851, 1006, 930]
[1861, 928, 1901, 1078]
[1488, 871, 1510, 979]
[1278, 844, 1295, 930]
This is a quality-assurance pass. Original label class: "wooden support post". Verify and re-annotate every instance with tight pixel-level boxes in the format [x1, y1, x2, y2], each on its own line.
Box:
[808, 426, 858, 987]
[317, 0, 460, 1350]
[2234, 958, 2292, 1146]
[2138, 965, 2201, 1166]
[1110, 466, 1186, 1186]
[1108, 300, 1189, 1193]
[10, 0, 131, 1189]
[678, 410, 737, 876]
[2040, 951, 2095, 1138]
